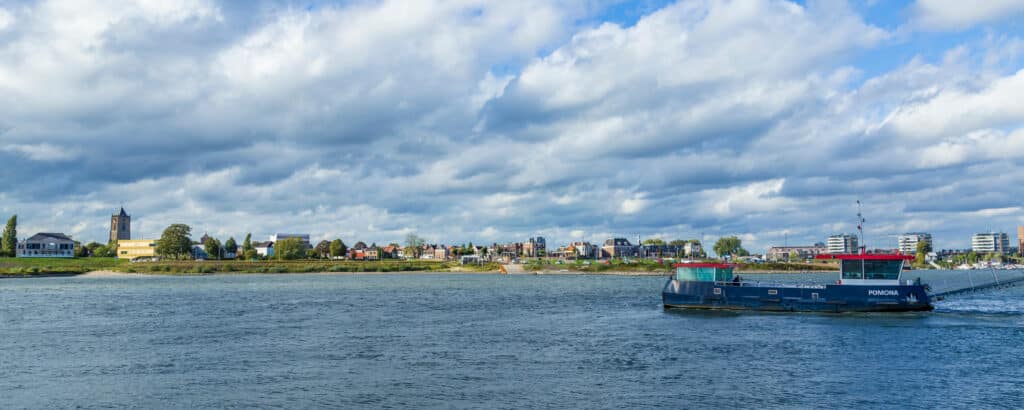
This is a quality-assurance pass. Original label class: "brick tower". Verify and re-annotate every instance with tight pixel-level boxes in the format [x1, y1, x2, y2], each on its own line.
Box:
[110, 207, 131, 242]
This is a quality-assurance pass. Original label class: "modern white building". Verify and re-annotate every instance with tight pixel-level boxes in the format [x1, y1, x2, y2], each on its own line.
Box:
[270, 234, 310, 249]
[827, 234, 859, 254]
[898, 233, 933, 254]
[16, 233, 76, 258]
[971, 232, 1010, 254]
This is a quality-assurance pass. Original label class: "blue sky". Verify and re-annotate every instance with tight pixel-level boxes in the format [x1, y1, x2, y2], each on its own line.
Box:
[2, 0, 1024, 254]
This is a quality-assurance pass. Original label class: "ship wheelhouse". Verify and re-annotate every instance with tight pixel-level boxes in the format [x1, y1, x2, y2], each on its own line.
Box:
[815, 254, 915, 286]
[673, 263, 735, 283]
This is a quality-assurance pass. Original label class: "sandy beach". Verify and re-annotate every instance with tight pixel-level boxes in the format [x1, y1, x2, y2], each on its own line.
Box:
[78, 270, 148, 278]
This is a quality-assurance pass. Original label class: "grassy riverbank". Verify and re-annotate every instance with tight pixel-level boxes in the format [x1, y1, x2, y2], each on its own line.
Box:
[119, 260, 501, 275]
[0, 257, 127, 275]
[1, 257, 834, 277]
[0, 257, 501, 276]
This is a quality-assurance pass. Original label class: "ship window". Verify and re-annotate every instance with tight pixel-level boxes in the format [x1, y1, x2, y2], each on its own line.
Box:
[715, 268, 733, 282]
[841, 260, 863, 279]
[864, 260, 902, 280]
[676, 267, 724, 282]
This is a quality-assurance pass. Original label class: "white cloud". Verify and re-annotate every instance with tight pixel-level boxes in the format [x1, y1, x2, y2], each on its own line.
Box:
[0, 8, 13, 31]
[912, 0, 1024, 30]
[882, 69, 1024, 140]
[700, 179, 792, 218]
[620, 195, 649, 215]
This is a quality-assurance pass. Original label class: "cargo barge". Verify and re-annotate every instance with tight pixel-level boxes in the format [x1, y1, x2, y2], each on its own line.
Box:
[661, 253, 933, 313]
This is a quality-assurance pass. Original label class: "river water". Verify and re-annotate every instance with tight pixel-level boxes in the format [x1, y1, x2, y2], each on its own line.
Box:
[2, 272, 1023, 408]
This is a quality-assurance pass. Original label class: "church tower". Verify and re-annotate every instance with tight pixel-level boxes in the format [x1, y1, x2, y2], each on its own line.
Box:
[110, 207, 131, 242]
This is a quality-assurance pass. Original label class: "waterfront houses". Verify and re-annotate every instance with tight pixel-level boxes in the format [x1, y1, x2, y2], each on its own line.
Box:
[16, 233, 76, 258]
[766, 244, 827, 261]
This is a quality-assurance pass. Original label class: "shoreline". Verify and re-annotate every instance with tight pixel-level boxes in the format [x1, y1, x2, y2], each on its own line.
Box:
[2, 269, 839, 279]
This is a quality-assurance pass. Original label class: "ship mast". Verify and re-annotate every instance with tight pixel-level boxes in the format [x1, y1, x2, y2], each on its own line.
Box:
[856, 200, 866, 254]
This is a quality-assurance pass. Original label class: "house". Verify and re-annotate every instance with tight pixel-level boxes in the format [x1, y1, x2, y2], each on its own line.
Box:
[433, 245, 450, 260]
[349, 241, 369, 260]
[602, 238, 637, 259]
[192, 244, 209, 260]
[365, 246, 379, 261]
[382, 245, 400, 259]
[683, 242, 703, 258]
[254, 241, 274, 257]
[419, 244, 436, 259]
[16, 233, 76, 258]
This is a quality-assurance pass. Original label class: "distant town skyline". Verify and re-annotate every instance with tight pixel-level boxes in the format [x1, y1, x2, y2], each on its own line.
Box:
[2, 1, 1024, 252]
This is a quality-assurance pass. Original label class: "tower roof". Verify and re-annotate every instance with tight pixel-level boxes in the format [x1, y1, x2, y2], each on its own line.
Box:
[117, 207, 128, 217]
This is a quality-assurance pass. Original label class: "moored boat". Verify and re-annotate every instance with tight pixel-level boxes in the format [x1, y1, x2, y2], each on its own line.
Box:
[661, 253, 932, 313]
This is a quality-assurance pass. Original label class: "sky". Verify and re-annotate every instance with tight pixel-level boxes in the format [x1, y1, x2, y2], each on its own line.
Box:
[2, 0, 1024, 253]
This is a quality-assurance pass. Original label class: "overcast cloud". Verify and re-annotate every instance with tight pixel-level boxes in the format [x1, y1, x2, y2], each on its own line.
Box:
[1, 0, 1023, 252]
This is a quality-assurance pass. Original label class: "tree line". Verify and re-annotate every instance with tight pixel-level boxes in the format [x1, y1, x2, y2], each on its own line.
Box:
[154, 224, 352, 261]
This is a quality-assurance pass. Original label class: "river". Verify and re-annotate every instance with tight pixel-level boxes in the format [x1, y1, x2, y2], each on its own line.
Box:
[2, 272, 1022, 408]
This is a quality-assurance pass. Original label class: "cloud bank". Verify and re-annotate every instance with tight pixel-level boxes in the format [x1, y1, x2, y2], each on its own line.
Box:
[1, 0, 1023, 252]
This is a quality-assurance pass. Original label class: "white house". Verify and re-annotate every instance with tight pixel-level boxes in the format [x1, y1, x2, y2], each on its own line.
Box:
[17, 233, 76, 258]
[254, 241, 274, 257]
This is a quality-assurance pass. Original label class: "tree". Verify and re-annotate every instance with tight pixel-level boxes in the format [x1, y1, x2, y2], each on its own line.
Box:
[156, 224, 193, 259]
[275, 237, 306, 260]
[243, 249, 258, 260]
[713, 236, 747, 258]
[643, 238, 666, 245]
[106, 240, 119, 257]
[315, 240, 331, 258]
[789, 250, 800, 262]
[85, 242, 103, 255]
[225, 237, 238, 256]
[204, 238, 222, 260]
[89, 241, 116, 258]
[405, 233, 425, 258]
[242, 233, 253, 253]
[1, 214, 16, 257]
[330, 239, 346, 258]
[668, 239, 688, 246]
[914, 240, 932, 266]
[74, 241, 87, 258]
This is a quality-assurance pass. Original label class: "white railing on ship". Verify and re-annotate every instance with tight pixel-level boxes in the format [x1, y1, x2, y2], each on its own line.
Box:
[712, 280, 827, 289]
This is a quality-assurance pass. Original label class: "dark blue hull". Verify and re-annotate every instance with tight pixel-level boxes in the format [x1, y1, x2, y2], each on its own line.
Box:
[662, 279, 933, 313]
